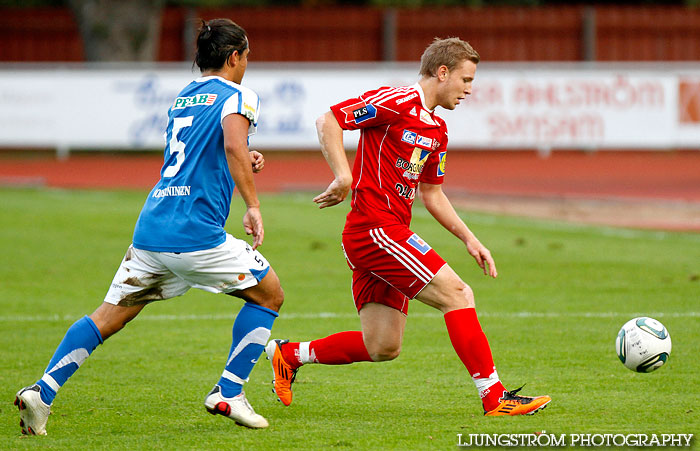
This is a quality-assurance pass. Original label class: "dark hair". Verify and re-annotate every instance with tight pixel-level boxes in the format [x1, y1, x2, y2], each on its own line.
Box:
[194, 18, 248, 72]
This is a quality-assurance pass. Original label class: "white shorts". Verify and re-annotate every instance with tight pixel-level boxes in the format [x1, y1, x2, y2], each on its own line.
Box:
[104, 234, 270, 307]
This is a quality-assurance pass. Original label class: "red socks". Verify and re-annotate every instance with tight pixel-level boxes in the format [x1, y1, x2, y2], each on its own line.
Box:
[279, 309, 505, 411]
[281, 331, 372, 369]
[444, 308, 506, 411]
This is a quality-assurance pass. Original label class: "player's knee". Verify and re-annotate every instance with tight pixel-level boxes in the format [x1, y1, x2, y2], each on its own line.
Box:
[443, 281, 474, 310]
[238, 275, 285, 312]
[368, 343, 401, 362]
[269, 285, 284, 310]
[460, 283, 475, 308]
[258, 285, 284, 312]
[91, 308, 138, 340]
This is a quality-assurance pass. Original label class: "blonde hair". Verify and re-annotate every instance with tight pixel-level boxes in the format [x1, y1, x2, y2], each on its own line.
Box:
[419, 37, 480, 77]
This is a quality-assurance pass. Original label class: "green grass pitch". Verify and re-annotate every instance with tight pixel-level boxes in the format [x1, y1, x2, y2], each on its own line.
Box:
[1, 187, 698, 449]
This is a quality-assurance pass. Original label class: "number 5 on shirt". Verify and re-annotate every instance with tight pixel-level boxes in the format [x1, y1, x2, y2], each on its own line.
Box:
[163, 116, 194, 178]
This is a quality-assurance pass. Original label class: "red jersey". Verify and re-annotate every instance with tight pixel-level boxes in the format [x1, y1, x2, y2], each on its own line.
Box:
[330, 83, 449, 233]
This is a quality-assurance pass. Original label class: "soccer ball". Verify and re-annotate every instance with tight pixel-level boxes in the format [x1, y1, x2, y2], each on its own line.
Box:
[615, 317, 672, 373]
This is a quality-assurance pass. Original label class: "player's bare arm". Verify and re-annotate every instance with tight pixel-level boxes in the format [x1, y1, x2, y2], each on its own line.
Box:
[313, 111, 352, 209]
[223, 112, 264, 249]
[419, 182, 497, 278]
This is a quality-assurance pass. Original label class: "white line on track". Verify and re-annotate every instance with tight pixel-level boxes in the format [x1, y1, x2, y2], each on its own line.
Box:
[1, 311, 698, 322]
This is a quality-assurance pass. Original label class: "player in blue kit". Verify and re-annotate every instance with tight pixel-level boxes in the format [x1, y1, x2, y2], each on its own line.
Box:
[15, 19, 283, 433]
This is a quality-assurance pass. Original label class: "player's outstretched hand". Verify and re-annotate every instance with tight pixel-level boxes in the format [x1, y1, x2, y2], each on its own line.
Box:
[250, 150, 265, 173]
[243, 206, 264, 249]
[466, 238, 498, 278]
[313, 177, 351, 209]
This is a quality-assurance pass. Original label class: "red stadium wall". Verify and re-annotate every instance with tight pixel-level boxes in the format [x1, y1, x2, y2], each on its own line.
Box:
[0, 7, 84, 62]
[395, 7, 586, 62]
[196, 7, 385, 62]
[596, 6, 700, 61]
[3, 6, 700, 62]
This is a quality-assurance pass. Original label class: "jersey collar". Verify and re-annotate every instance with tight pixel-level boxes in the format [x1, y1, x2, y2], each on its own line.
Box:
[410, 83, 433, 113]
[195, 75, 242, 90]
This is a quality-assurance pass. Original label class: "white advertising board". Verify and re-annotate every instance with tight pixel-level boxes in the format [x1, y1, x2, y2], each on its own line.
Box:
[0, 63, 699, 151]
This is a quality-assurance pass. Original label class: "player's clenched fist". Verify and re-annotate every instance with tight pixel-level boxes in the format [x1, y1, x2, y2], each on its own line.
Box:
[249, 150, 265, 173]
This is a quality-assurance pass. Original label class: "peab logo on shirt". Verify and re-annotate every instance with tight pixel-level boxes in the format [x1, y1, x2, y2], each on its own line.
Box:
[172, 93, 217, 110]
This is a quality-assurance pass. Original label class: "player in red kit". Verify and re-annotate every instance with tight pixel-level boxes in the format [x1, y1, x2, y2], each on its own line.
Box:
[265, 38, 551, 416]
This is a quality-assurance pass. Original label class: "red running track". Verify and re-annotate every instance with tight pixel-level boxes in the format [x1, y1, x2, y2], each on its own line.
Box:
[1, 151, 699, 202]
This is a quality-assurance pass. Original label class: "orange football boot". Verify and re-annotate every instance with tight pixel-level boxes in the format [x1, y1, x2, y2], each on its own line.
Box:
[264, 339, 298, 406]
[484, 386, 551, 416]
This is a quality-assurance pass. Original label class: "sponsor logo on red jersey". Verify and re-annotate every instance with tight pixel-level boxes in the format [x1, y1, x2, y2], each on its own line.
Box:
[396, 147, 431, 181]
[396, 92, 418, 105]
[416, 135, 433, 148]
[419, 109, 436, 125]
[401, 129, 417, 145]
[340, 101, 377, 124]
[407, 233, 431, 255]
[437, 151, 447, 176]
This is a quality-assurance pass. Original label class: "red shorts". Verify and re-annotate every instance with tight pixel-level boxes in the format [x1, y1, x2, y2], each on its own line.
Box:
[341, 224, 447, 315]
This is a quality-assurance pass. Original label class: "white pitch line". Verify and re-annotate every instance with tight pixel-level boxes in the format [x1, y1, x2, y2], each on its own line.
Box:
[0, 311, 698, 322]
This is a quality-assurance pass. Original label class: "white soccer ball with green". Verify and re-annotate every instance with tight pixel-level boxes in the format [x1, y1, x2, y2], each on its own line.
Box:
[616, 317, 672, 372]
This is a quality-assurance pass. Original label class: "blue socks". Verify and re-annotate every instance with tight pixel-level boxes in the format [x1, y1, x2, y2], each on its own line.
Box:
[218, 302, 278, 398]
[32, 304, 276, 404]
[36, 316, 103, 405]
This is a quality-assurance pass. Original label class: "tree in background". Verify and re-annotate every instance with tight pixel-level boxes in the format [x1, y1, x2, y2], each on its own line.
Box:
[68, 0, 164, 61]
